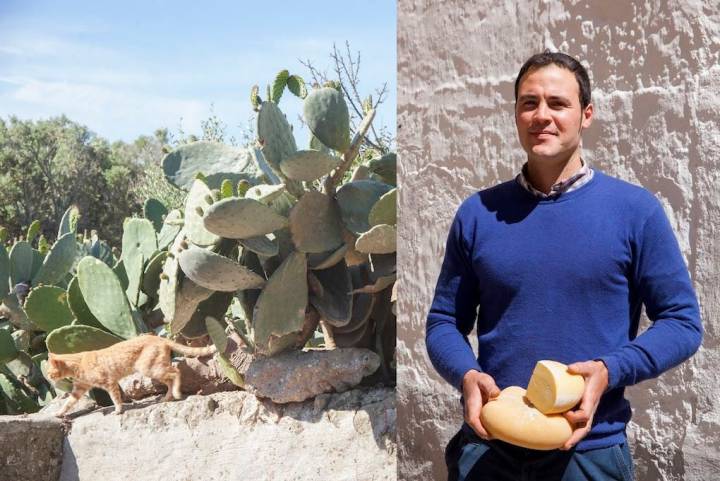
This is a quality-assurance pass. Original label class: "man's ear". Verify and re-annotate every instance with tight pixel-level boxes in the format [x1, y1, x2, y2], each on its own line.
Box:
[581, 103, 594, 129]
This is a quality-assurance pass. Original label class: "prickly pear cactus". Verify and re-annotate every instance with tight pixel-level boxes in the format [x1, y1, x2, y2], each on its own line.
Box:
[303, 87, 351, 152]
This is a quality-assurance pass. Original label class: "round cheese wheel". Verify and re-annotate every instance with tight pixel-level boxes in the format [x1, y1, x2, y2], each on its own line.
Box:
[480, 386, 573, 450]
[525, 360, 585, 414]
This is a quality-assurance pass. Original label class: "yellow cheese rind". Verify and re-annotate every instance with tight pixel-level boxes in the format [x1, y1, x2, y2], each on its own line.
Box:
[525, 360, 585, 414]
[480, 386, 573, 450]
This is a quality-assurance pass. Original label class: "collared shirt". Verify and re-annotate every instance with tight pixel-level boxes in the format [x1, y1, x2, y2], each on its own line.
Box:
[515, 158, 594, 198]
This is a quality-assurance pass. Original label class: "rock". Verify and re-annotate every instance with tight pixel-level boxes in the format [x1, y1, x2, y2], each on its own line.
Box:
[118, 372, 165, 399]
[0, 416, 64, 481]
[39, 394, 98, 417]
[244, 348, 381, 403]
[47, 388, 394, 481]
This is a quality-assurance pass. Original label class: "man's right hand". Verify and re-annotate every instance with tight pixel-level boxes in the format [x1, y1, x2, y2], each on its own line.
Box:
[462, 369, 501, 440]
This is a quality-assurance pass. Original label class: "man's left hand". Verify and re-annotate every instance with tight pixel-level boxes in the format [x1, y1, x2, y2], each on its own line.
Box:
[560, 360, 609, 450]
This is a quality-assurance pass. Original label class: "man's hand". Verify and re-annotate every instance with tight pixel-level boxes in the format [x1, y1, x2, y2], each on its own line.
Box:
[462, 369, 501, 440]
[560, 360, 609, 450]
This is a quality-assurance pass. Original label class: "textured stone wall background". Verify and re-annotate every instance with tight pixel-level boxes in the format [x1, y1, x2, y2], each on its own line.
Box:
[397, 1, 720, 480]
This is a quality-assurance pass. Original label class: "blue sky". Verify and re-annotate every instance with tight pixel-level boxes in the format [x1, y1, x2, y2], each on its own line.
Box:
[0, 1, 396, 147]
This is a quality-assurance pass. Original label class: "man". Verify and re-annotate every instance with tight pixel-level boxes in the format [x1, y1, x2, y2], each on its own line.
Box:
[425, 51, 703, 481]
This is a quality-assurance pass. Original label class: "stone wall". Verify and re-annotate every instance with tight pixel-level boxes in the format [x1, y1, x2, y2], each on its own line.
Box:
[397, 1, 720, 480]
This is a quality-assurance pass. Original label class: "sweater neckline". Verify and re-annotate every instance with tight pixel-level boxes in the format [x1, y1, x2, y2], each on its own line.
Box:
[512, 169, 603, 204]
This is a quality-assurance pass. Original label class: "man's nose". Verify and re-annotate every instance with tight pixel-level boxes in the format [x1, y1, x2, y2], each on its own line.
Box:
[532, 102, 551, 122]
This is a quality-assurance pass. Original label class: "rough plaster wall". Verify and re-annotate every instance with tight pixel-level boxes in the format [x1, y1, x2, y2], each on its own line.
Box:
[397, 1, 720, 480]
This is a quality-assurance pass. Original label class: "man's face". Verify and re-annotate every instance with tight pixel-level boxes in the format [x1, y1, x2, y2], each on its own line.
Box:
[515, 64, 593, 164]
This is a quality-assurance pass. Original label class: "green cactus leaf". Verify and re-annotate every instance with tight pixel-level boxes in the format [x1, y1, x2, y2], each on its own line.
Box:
[77, 257, 138, 339]
[11, 330, 30, 353]
[113, 258, 129, 292]
[367, 153, 397, 186]
[334, 315, 373, 347]
[178, 246, 266, 292]
[250, 84, 261, 110]
[217, 353, 244, 387]
[144, 198, 168, 232]
[309, 134, 332, 155]
[355, 224, 396, 254]
[142, 251, 168, 300]
[168, 277, 214, 335]
[0, 373, 39, 413]
[203, 197, 288, 240]
[9, 241, 33, 285]
[26, 220, 41, 244]
[279, 149, 342, 182]
[162, 141, 264, 190]
[122, 218, 157, 306]
[303, 87, 351, 152]
[334, 292, 375, 336]
[67, 276, 105, 331]
[180, 291, 233, 339]
[205, 316, 228, 354]
[236, 236, 275, 260]
[369, 188, 397, 227]
[308, 244, 348, 270]
[287, 75, 307, 99]
[336, 180, 393, 235]
[256, 101, 297, 171]
[158, 232, 183, 326]
[0, 243, 9, 295]
[0, 329, 18, 364]
[244, 183, 286, 204]
[29, 249, 44, 281]
[309, 260, 353, 327]
[271, 69, 289, 104]
[58, 205, 80, 238]
[24, 286, 74, 332]
[158, 209, 183, 251]
[31, 233, 77, 287]
[252, 251, 307, 356]
[46, 325, 122, 354]
[0, 293, 35, 330]
[185, 179, 222, 246]
[288, 191, 344, 253]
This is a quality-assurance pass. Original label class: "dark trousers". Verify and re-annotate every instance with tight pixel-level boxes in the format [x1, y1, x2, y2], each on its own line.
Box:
[446, 428, 634, 481]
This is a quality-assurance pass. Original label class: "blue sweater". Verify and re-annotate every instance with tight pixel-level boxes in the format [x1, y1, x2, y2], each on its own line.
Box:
[425, 170, 702, 450]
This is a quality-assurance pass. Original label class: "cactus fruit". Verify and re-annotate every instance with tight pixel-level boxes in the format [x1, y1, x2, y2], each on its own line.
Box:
[203, 197, 288, 240]
[303, 87, 351, 152]
[288, 191, 344, 253]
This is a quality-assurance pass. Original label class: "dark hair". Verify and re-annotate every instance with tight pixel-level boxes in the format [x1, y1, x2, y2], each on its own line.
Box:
[514, 51, 591, 109]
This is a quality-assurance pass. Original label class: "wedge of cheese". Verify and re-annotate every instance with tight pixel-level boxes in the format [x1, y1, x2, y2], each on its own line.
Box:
[480, 386, 573, 450]
[525, 360, 584, 414]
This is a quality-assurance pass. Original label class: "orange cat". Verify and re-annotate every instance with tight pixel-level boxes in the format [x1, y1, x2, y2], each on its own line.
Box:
[46, 334, 216, 417]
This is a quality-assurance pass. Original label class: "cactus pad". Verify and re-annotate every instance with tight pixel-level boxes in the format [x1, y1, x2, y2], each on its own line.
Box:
[239, 235, 279, 257]
[158, 209, 183, 250]
[252, 251, 307, 356]
[288, 191, 344, 253]
[46, 325, 122, 354]
[256, 101, 297, 171]
[9, 241, 33, 284]
[0, 243, 9, 295]
[367, 153, 397, 186]
[244, 183, 287, 204]
[24, 286, 74, 332]
[122, 218, 158, 305]
[280, 150, 341, 182]
[203, 197, 288, 239]
[185, 179, 221, 246]
[144, 198, 168, 232]
[336, 180, 393, 234]
[142, 251, 168, 300]
[205, 316, 228, 355]
[308, 244, 348, 270]
[179, 290, 232, 338]
[303, 87, 351, 152]
[168, 277, 214, 335]
[31, 233, 78, 287]
[178, 245, 265, 292]
[67, 276, 105, 331]
[355, 224, 397, 254]
[0, 329, 18, 364]
[58, 205, 80, 237]
[77, 256, 138, 339]
[309, 260, 353, 327]
[368, 188, 397, 227]
[162, 141, 263, 190]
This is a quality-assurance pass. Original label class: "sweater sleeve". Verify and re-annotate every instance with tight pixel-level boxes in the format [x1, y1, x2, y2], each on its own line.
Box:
[425, 205, 483, 391]
[598, 203, 703, 390]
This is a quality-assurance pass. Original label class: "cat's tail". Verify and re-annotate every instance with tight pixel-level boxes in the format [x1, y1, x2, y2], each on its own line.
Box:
[163, 339, 217, 357]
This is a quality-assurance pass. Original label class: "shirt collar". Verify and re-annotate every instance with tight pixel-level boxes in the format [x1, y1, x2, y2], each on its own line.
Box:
[516, 159, 593, 198]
